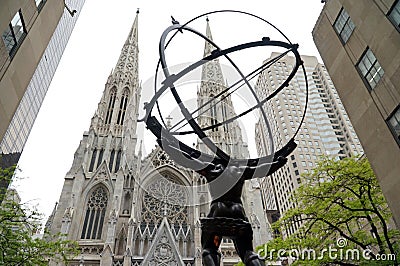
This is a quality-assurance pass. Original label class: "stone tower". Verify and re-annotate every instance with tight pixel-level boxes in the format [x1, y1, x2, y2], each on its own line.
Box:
[196, 18, 249, 160]
[48, 14, 271, 266]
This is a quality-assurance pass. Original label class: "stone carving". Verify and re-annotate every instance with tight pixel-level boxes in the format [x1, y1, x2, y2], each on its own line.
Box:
[142, 177, 187, 225]
[62, 207, 74, 222]
[151, 149, 176, 168]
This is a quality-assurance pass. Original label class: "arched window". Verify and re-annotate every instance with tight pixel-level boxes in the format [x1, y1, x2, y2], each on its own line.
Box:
[221, 103, 228, 132]
[210, 95, 218, 132]
[117, 89, 129, 125]
[141, 174, 188, 226]
[105, 88, 117, 124]
[114, 149, 122, 173]
[122, 191, 131, 215]
[109, 149, 115, 172]
[89, 148, 97, 172]
[114, 228, 127, 256]
[81, 186, 108, 239]
[96, 148, 104, 168]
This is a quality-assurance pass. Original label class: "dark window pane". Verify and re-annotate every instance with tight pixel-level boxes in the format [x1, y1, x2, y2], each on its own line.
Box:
[388, 0, 400, 30]
[357, 48, 384, 90]
[2, 11, 26, 56]
[388, 107, 400, 143]
[81, 187, 108, 239]
[334, 8, 355, 43]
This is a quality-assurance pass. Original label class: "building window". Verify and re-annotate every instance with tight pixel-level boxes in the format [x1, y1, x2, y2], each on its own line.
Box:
[105, 88, 117, 124]
[210, 96, 218, 132]
[35, 0, 46, 10]
[357, 48, 384, 90]
[388, 0, 400, 31]
[117, 89, 129, 125]
[96, 148, 104, 168]
[2, 10, 26, 57]
[109, 149, 115, 172]
[222, 103, 228, 132]
[388, 106, 400, 144]
[81, 186, 108, 239]
[114, 149, 122, 172]
[89, 148, 97, 172]
[333, 8, 355, 43]
[141, 175, 188, 226]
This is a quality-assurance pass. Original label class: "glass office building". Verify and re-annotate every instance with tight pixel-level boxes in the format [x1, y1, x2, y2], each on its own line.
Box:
[0, 0, 85, 166]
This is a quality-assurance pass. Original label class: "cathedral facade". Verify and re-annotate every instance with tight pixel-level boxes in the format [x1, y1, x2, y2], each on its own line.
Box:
[48, 12, 270, 266]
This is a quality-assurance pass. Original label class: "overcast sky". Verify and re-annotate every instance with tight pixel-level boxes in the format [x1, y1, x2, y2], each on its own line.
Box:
[15, 0, 324, 222]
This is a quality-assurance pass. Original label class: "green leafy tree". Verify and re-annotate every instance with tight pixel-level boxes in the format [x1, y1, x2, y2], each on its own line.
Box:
[0, 163, 15, 204]
[0, 165, 79, 265]
[248, 156, 399, 266]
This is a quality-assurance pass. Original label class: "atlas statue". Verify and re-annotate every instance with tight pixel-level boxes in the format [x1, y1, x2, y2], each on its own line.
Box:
[139, 10, 307, 266]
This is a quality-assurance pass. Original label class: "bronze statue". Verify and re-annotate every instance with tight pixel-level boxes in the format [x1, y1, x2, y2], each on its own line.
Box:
[161, 138, 295, 265]
[139, 10, 305, 265]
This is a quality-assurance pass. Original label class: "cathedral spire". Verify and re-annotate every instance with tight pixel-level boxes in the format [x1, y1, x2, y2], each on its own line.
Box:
[112, 9, 139, 79]
[76, 10, 141, 176]
[197, 19, 249, 159]
[204, 17, 214, 57]
[126, 9, 139, 45]
[201, 18, 225, 86]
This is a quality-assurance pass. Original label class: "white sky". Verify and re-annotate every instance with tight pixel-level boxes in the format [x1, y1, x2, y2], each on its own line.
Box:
[15, 0, 324, 222]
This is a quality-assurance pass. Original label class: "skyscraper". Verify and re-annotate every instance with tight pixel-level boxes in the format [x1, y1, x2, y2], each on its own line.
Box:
[255, 53, 363, 233]
[0, 0, 85, 169]
[312, 0, 400, 228]
[47, 14, 271, 266]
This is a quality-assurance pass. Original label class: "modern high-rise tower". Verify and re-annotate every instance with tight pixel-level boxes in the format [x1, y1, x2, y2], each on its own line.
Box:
[0, 0, 85, 169]
[255, 53, 363, 233]
[47, 14, 271, 266]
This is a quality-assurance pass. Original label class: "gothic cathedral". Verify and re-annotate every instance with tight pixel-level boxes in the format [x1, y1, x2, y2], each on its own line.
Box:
[47, 11, 271, 266]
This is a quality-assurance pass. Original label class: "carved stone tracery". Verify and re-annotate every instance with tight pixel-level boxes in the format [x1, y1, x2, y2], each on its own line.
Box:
[151, 150, 176, 168]
[150, 235, 177, 265]
[142, 176, 188, 226]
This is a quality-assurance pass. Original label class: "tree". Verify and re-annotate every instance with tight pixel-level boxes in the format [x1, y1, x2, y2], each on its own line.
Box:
[0, 165, 78, 265]
[256, 156, 400, 266]
[0, 162, 15, 204]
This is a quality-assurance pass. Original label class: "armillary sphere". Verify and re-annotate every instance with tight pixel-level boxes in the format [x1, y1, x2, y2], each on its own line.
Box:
[139, 10, 308, 172]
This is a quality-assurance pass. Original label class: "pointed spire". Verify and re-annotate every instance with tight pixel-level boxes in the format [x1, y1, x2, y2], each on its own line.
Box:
[204, 17, 214, 57]
[112, 9, 139, 77]
[200, 18, 225, 85]
[197, 19, 250, 159]
[126, 9, 139, 45]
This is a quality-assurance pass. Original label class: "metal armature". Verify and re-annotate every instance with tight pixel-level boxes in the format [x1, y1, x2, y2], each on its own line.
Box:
[139, 10, 309, 266]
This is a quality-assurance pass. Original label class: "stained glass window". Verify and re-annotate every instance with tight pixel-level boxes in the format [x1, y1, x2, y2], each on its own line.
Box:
[89, 148, 97, 172]
[117, 89, 129, 125]
[81, 186, 108, 239]
[141, 175, 188, 226]
[105, 88, 117, 124]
